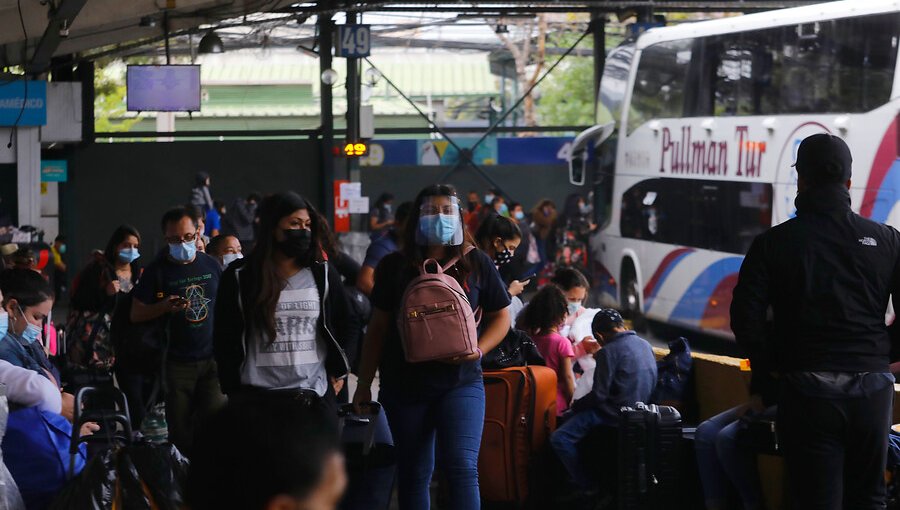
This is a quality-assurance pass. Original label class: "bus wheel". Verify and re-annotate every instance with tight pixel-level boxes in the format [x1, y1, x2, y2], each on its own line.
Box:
[621, 268, 647, 333]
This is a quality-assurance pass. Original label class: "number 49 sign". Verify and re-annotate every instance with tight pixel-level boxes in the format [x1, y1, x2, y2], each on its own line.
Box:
[335, 25, 371, 58]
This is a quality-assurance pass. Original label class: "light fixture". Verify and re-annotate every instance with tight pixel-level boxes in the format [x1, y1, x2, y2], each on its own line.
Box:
[495, 24, 509, 34]
[139, 16, 158, 28]
[198, 30, 225, 54]
[364, 67, 382, 86]
[321, 68, 339, 85]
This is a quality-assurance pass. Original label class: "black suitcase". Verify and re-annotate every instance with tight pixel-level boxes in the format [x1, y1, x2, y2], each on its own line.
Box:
[618, 402, 682, 510]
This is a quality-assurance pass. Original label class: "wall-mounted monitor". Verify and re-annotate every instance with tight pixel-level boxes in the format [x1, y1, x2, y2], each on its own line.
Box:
[126, 65, 201, 112]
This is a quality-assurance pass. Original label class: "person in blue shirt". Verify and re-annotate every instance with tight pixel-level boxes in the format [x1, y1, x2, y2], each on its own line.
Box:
[0, 269, 57, 379]
[0, 268, 74, 422]
[550, 308, 657, 494]
[356, 201, 411, 296]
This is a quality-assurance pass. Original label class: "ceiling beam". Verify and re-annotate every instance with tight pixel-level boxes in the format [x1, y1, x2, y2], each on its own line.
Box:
[26, 0, 88, 74]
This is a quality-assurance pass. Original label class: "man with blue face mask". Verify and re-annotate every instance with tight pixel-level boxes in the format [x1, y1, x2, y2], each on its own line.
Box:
[131, 207, 225, 456]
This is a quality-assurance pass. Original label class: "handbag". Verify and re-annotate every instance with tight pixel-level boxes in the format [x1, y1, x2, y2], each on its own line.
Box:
[481, 329, 545, 369]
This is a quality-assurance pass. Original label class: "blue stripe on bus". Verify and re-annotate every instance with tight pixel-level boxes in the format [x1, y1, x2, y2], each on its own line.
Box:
[643, 249, 694, 312]
[669, 256, 744, 325]
[868, 159, 900, 224]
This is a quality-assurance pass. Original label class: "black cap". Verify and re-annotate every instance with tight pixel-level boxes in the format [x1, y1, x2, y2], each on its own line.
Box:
[592, 308, 625, 334]
[792, 133, 852, 185]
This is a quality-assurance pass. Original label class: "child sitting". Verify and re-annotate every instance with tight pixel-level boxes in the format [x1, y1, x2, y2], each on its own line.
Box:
[519, 285, 577, 416]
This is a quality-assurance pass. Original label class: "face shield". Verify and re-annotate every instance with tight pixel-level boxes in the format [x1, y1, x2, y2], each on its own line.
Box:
[415, 195, 464, 247]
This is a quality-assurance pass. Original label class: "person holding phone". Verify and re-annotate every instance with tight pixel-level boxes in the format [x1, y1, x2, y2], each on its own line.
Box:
[131, 206, 226, 456]
[475, 214, 528, 319]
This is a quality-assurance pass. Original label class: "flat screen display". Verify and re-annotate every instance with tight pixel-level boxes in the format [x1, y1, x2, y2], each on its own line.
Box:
[126, 65, 201, 112]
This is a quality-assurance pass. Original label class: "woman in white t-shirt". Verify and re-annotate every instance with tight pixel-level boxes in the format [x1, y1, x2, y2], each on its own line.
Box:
[214, 192, 356, 415]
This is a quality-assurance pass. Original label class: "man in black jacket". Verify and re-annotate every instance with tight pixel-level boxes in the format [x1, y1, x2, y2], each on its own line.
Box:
[732, 133, 900, 509]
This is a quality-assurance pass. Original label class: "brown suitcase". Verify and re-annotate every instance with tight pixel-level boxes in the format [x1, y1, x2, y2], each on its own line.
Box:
[478, 366, 558, 505]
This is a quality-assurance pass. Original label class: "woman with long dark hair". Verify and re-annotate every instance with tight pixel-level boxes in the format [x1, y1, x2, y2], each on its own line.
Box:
[353, 184, 511, 510]
[214, 192, 354, 414]
[67, 225, 142, 371]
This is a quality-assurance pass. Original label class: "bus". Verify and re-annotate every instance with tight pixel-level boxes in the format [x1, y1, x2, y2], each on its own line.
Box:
[569, 0, 900, 338]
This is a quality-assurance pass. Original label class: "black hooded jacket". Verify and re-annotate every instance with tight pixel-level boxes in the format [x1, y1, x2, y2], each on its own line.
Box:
[213, 258, 356, 395]
[731, 184, 900, 402]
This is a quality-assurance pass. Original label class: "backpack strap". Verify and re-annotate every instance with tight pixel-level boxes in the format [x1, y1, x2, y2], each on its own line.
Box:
[440, 245, 475, 273]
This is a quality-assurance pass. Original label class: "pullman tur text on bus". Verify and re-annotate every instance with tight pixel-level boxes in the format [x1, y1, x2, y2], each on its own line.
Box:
[569, 0, 900, 338]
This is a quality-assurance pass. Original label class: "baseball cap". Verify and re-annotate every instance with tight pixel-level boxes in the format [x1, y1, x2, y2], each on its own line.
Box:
[592, 308, 625, 334]
[792, 133, 852, 184]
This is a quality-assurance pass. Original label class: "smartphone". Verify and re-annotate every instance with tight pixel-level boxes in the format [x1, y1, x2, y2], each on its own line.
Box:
[519, 268, 539, 281]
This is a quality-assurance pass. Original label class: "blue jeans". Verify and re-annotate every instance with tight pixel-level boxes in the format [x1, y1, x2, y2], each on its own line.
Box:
[381, 379, 485, 510]
[550, 408, 610, 490]
[695, 405, 775, 510]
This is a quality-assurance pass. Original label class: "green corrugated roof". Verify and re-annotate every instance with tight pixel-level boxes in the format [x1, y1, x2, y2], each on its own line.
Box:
[197, 53, 497, 98]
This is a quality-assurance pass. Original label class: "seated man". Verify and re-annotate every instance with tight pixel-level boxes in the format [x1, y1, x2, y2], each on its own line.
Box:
[550, 309, 657, 495]
[186, 392, 346, 510]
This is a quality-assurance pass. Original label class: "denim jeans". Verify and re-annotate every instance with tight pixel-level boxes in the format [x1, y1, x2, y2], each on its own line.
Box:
[381, 378, 485, 510]
[695, 405, 774, 510]
[550, 408, 610, 490]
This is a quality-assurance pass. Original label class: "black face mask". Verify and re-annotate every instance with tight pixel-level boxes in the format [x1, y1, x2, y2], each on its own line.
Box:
[494, 248, 513, 266]
[278, 229, 312, 259]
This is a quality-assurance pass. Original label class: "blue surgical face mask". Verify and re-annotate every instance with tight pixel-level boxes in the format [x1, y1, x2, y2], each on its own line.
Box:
[0, 310, 8, 338]
[567, 301, 582, 316]
[514, 211, 525, 220]
[418, 214, 460, 246]
[118, 247, 140, 264]
[499, 203, 509, 215]
[485, 194, 495, 204]
[20, 323, 41, 345]
[14, 306, 40, 345]
[169, 241, 197, 263]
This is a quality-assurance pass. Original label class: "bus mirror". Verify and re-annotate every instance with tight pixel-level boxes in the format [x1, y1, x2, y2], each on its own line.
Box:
[570, 151, 587, 186]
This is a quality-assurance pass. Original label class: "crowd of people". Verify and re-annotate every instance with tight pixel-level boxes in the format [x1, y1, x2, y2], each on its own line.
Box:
[1, 134, 897, 510]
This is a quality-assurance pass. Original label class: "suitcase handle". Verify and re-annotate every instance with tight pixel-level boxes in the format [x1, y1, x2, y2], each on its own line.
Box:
[338, 402, 382, 456]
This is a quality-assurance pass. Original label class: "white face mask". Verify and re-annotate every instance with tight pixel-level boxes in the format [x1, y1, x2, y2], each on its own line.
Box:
[222, 253, 243, 267]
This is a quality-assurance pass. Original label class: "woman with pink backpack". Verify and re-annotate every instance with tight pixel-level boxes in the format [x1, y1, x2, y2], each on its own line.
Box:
[353, 184, 511, 510]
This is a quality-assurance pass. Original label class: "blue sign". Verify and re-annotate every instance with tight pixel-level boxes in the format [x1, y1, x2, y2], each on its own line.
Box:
[335, 25, 371, 58]
[41, 160, 67, 182]
[0, 80, 47, 126]
[360, 136, 575, 167]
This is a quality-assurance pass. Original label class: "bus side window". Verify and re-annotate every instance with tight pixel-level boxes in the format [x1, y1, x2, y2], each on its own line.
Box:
[628, 39, 694, 134]
[620, 178, 772, 254]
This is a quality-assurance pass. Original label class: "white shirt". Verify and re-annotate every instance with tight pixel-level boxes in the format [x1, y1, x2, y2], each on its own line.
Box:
[0, 359, 62, 413]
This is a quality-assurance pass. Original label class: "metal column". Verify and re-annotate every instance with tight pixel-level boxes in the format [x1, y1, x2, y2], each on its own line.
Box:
[592, 12, 606, 119]
[319, 11, 335, 219]
[16, 127, 41, 227]
[345, 11, 362, 231]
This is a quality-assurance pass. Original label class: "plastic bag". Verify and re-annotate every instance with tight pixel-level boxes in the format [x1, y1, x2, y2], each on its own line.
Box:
[4, 407, 86, 510]
[0, 387, 24, 510]
[569, 309, 600, 401]
[49, 442, 189, 510]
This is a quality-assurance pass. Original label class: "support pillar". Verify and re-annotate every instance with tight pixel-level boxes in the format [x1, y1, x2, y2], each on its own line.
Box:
[16, 127, 41, 227]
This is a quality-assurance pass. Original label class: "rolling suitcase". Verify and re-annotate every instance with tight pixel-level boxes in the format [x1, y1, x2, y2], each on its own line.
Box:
[338, 402, 396, 510]
[618, 402, 682, 510]
[478, 365, 557, 506]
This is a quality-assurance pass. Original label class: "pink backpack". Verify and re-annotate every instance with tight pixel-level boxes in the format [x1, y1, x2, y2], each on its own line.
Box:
[398, 248, 479, 363]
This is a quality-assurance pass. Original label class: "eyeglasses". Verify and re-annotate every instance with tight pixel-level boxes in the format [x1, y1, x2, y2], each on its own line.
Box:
[165, 233, 197, 244]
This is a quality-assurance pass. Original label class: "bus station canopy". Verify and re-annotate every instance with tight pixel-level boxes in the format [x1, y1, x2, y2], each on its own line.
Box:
[0, 0, 825, 72]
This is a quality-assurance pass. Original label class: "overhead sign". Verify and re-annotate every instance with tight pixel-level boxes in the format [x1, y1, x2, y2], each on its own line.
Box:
[41, 160, 68, 182]
[335, 25, 371, 58]
[0, 80, 47, 126]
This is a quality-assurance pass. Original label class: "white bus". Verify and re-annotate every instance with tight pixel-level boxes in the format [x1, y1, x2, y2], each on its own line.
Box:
[569, 0, 900, 338]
